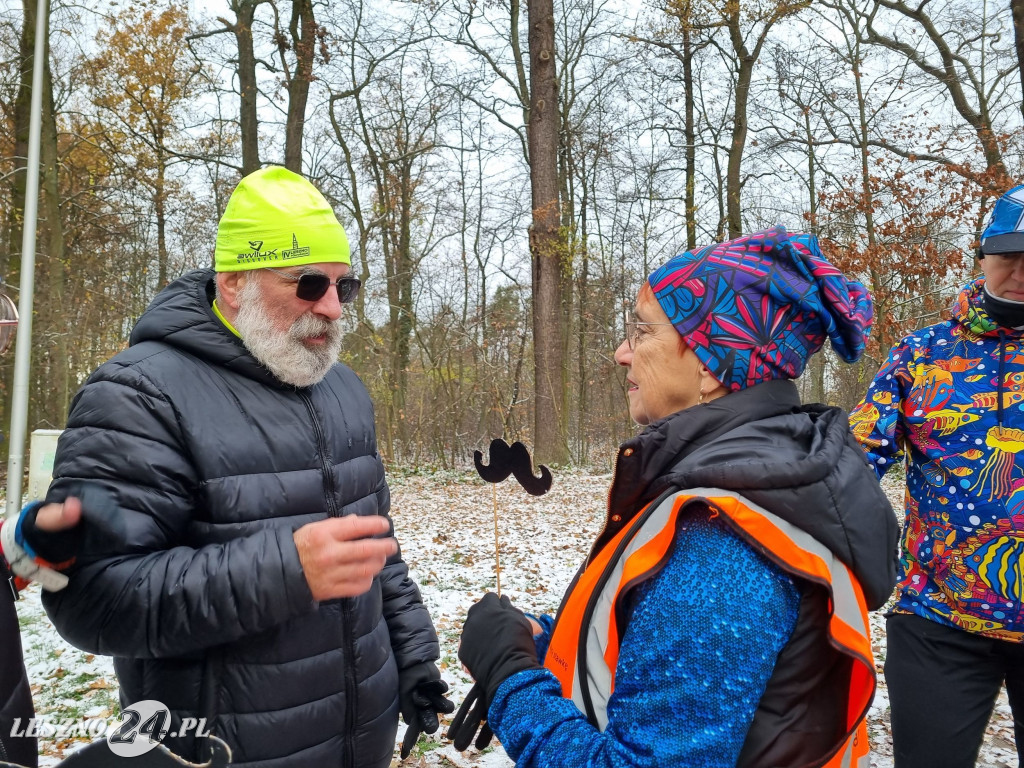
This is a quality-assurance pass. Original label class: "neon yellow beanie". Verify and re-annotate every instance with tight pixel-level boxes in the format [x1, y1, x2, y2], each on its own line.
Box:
[214, 166, 351, 272]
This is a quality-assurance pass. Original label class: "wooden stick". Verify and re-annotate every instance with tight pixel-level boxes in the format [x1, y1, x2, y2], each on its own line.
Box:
[492, 482, 501, 596]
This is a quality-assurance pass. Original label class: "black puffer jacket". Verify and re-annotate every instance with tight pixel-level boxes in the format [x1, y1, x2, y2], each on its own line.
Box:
[42, 270, 439, 768]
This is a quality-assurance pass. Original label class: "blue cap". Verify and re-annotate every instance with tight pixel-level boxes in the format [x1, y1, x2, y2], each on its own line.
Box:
[981, 185, 1024, 255]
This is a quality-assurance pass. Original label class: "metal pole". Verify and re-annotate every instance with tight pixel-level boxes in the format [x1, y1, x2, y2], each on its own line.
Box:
[6, 0, 48, 518]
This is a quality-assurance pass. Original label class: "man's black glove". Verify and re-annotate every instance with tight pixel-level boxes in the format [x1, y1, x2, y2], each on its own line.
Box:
[448, 592, 541, 752]
[23, 482, 126, 563]
[398, 661, 455, 759]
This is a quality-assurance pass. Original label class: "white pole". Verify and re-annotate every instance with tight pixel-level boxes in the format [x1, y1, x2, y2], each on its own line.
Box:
[6, 0, 49, 518]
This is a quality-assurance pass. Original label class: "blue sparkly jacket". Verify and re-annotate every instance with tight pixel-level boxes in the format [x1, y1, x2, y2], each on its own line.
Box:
[490, 380, 899, 767]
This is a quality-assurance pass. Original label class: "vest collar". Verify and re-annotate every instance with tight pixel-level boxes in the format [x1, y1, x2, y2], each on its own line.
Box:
[600, 380, 801, 550]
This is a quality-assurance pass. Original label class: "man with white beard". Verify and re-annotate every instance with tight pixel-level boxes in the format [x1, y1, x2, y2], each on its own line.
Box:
[33, 166, 452, 768]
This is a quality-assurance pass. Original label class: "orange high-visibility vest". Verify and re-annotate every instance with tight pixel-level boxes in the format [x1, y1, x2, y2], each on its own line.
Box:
[545, 487, 873, 768]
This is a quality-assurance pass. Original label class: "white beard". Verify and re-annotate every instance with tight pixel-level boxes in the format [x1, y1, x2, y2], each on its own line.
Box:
[233, 278, 343, 387]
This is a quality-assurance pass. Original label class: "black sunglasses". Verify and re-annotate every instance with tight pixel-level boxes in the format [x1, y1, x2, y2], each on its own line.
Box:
[263, 267, 361, 303]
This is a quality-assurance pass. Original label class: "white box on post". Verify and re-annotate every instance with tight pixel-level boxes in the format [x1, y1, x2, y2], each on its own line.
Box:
[27, 428, 63, 502]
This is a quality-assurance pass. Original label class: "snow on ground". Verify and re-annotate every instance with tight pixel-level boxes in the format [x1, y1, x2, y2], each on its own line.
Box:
[12, 469, 1021, 766]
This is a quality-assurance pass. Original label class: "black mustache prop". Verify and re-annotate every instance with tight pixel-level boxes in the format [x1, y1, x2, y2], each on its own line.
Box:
[473, 439, 552, 496]
[452, 440, 550, 754]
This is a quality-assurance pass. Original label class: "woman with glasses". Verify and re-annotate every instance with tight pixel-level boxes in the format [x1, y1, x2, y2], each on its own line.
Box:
[453, 227, 899, 768]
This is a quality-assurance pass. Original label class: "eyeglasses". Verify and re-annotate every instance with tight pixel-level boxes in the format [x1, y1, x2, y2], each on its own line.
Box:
[263, 266, 361, 304]
[624, 311, 677, 351]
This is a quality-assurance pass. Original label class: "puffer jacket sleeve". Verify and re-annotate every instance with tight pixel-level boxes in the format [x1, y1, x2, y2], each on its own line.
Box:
[41, 361, 317, 659]
[849, 337, 914, 479]
[376, 473, 440, 670]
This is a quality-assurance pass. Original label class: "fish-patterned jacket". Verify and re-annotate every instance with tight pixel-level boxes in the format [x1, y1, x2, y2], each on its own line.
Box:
[851, 277, 1024, 640]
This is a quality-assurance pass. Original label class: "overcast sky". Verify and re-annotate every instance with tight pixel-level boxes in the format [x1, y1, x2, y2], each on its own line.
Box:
[188, 0, 231, 22]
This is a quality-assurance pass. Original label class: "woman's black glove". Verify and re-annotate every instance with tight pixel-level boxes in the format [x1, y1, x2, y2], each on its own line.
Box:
[448, 593, 541, 751]
[447, 682, 494, 751]
[459, 592, 540, 700]
[398, 661, 455, 759]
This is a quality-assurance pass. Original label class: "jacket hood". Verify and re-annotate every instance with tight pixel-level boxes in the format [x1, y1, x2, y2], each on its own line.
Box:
[605, 379, 899, 609]
[129, 269, 287, 388]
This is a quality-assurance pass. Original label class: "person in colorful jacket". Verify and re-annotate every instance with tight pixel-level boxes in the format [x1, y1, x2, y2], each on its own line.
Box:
[451, 227, 899, 768]
[849, 184, 1024, 768]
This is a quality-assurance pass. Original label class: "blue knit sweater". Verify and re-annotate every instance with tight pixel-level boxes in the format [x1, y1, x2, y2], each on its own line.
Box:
[489, 514, 801, 767]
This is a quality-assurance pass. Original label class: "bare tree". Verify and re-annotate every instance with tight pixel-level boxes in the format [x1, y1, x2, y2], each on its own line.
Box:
[708, 0, 809, 237]
[857, 0, 1015, 189]
[525, 0, 570, 465]
[323, 1, 450, 459]
[1014, 0, 1024, 121]
[85, 3, 204, 288]
[223, 0, 269, 174]
[275, 0, 322, 172]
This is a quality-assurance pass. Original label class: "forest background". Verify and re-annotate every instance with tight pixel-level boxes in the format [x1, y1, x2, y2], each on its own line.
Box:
[0, 0, 1021, 472]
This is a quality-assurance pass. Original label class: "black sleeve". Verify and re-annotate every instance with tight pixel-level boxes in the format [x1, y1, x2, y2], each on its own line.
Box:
[376, 473, 440, 670]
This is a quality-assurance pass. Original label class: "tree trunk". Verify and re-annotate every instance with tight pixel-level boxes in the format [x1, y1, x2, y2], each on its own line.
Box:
[3, 0, 60, 451]
[527, 0, 569, 466]
[804, 106, 817, 234]
[1014, 0, 1024, 122]
[853, 50, 892, 353]
[233, 0, 261, 174]
[155, 155, 169, 288]
[510, 0, 531, 136]
[725, 8, 753, 239]
[5, 0, 35, 281]
[392, 161, 415, 453]
[0, 0, 35, 460]
[38, 30, 67, 423]
[575, 152, 589, 462]
[284, 0, 315, 173]
[683, 21, 697, 250]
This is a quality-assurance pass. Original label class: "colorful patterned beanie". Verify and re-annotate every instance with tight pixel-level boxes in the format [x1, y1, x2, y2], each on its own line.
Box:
[647, 226, 873, 391]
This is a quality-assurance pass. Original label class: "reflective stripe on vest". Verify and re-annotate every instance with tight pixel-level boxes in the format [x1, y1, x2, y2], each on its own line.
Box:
[544, 488, 874, 768]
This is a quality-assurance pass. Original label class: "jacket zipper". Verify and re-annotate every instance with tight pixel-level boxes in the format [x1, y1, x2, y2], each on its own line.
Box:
[343, 599, 356, 768]
[299, 392, 352, 767]
[301, 393, 339, 518]
[587, 446, 628, 566]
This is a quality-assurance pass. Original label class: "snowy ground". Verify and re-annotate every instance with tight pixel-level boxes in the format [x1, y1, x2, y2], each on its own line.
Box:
[12, 469, 1021, 767]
